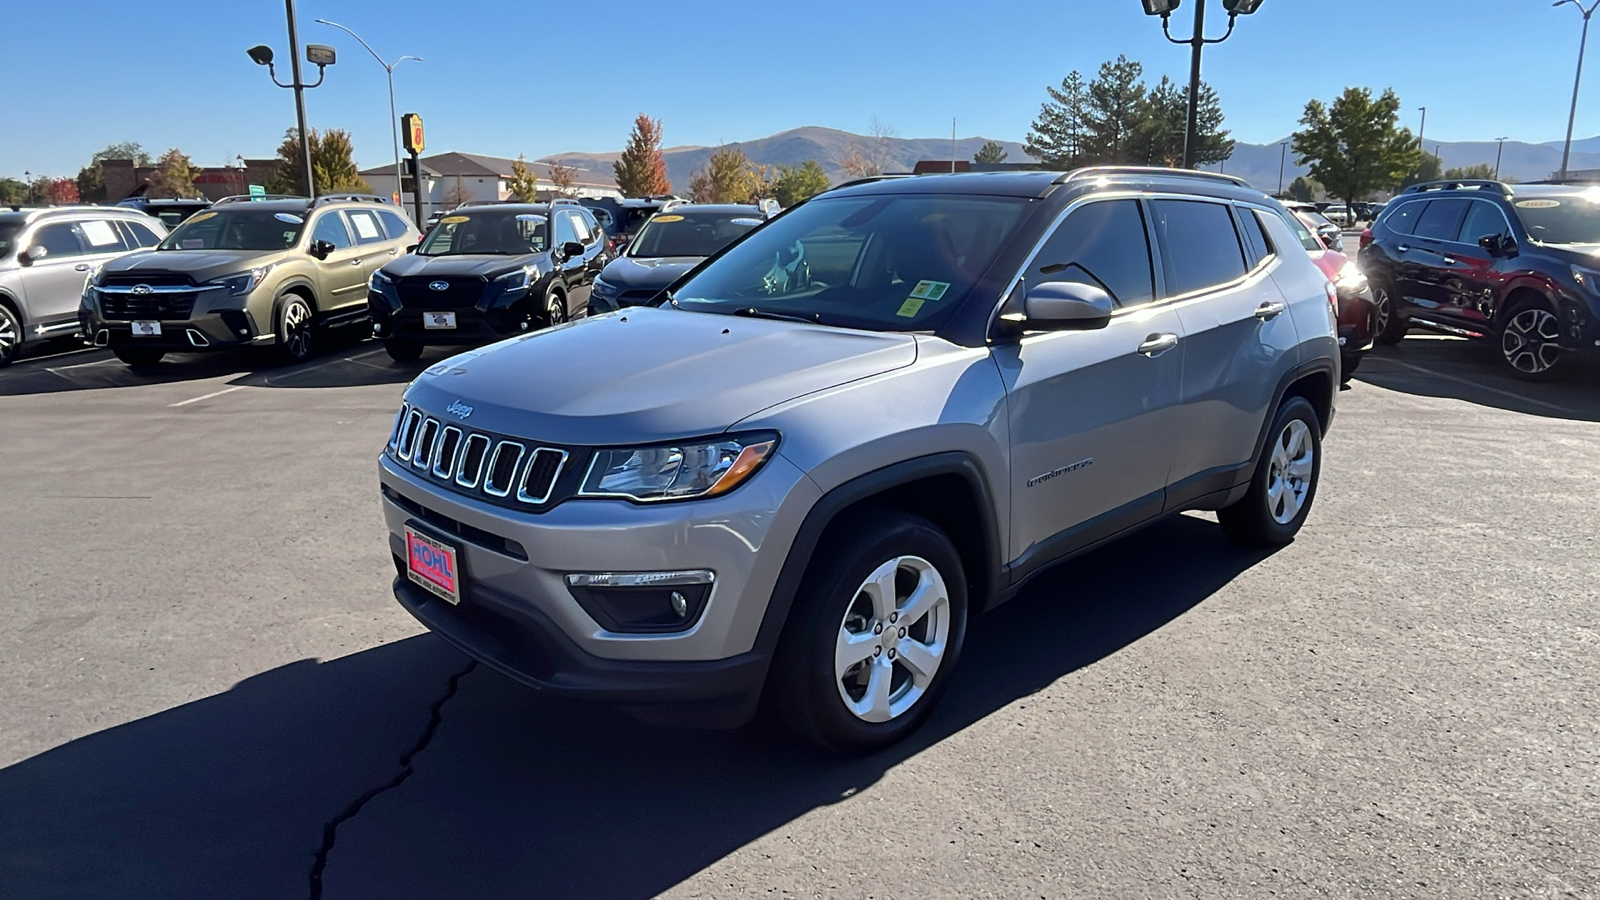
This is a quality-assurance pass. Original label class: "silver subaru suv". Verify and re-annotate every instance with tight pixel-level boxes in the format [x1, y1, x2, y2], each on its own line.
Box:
[379, 167, 1340, 752]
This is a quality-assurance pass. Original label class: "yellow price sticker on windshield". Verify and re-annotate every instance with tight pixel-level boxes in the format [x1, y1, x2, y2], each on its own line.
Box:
[186, 211, 218, 224]
[896, 297, 925, 317]
[652, 214, 685, 223]
[440, 215, 471, 224]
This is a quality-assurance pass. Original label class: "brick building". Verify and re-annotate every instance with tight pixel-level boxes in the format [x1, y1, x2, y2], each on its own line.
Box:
[101, 158, 279, 203]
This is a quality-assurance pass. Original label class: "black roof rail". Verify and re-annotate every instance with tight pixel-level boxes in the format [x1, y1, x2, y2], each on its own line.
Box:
[1519, 177, 1600, 186]
[312, 193, 393, 207]
[825, 174, 915, 193]
[1060, 165, 1251, 188]
[548, 198, 583, 207]
[213, 193, 306, 205]
[1399, 179, 1512, 195]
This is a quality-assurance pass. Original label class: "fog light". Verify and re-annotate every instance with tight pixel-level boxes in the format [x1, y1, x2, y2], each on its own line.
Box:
[670, 591, 688, 618]
[564, 570, 713, 633]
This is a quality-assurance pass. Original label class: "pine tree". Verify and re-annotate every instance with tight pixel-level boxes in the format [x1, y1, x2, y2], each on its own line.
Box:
[1025, 71, 1090, 168]
[265, 127, 371, 196]
[613, 114, 671, 197]
[771, 160, 831, 207]
[1083, 55, 1147, 164]
[508, 155, 540, 201]
[973, 141, 1009, 164]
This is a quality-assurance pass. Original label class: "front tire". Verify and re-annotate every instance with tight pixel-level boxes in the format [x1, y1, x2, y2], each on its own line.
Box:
[0, 304, 20, 368]
[542, 292, 568, 329]
[1498, 297, 1567, 380]
[1371, 283, 1406, 345]
[276, 295, 315, 364]
[770, 509, 968, 754]
[383, 338, 424, 363]
[113, 346, 165, 367]
[1218, 397, 1322, 547]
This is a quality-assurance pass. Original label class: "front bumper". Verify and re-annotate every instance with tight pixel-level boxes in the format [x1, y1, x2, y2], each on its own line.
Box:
[378, 450, 821, 712]
[80, 307, 262, 351]
[369, 289, 535, 345]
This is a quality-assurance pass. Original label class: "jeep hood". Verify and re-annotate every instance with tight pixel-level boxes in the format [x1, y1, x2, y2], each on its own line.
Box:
[105, 249, 275, 279]
[403, 306, 918, 446]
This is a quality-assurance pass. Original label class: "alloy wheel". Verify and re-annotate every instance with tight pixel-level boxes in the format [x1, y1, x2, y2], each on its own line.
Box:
[1372, 288, 1391, 338]
[0, 306, 18, 365]
[546, 295, 567, 328]
[834, 555, 951, 723]
[1266, 419, 1314, 525]
[282, 299, 313, 360]
[1501, 307, 1561, 375]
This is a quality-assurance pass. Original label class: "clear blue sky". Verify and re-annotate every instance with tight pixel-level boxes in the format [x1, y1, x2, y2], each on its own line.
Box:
[4, 0, 1597, 178]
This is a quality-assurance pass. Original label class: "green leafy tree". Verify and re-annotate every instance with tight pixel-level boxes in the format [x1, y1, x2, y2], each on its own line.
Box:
[265, 128, 372, 196]
[614, 114, 672, 197]
[508, 154, 540, 201]
[688, 146, 758, 204]
[548, 160, 578, 198]
[0, 178, 26, 205]
[1444, 163, 1497, 180]
[1400, 152, 1443, 189]
[1293, 87, 1421, 216]
[771, 160, 831, 207]
[1026, 70, 1091, 168]
[1287, 175, 1320, 202]
[145, 148, 203, 199]
[973, 140, 1009, 164]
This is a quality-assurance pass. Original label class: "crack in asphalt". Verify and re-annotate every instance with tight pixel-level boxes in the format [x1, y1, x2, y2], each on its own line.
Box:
[307, 659, 478, 899]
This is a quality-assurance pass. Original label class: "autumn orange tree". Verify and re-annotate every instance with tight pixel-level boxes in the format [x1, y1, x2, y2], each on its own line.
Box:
[614, 114, 671, 197]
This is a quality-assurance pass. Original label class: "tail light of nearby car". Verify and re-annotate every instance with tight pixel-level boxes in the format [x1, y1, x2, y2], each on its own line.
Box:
[1359, 228, 1373, 250]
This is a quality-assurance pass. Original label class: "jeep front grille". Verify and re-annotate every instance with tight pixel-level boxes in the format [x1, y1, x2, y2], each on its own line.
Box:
[386, 404, 571, 510]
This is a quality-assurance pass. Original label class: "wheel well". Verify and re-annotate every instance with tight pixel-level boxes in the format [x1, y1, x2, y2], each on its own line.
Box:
[825, 473, 993, 606]
[1283, 370, 1333, 435]
[1500, 287, 1550, 322]
[0, 292, 21, 320]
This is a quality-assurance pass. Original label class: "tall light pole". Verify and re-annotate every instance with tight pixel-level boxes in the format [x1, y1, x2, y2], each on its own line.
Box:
[315, 19, 422, 205]
[1494, 136, 1510, 179]
[1278, 141, 1288, 194]
[1142, 0, 1268, 169]
[22, 171, 31, 205]
[1417, 106, 1427, 150]
[1556, 0, 1600, 179]
[247, 0, 337, 197]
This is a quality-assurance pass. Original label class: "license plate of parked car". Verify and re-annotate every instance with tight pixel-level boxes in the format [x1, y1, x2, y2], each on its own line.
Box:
[131, 321, 162, 336]
[405, 525, 462, 605]
[423, 312, 456, 330]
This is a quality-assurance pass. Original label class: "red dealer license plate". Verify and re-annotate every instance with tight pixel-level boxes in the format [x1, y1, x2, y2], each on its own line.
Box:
[405, 525, 462, 605]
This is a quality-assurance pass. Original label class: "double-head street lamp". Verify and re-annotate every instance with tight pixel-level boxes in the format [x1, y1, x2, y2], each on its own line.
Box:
[1555, 0, 1600, 180]
[1142, 0, 1267, 169]
[314, 19, 422, 207]
[247, 0, 337, 197]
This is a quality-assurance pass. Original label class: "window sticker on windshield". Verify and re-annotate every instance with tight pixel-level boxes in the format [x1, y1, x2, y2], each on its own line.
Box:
[182, 239, 205, 249]
[80, 220, 120, 247]
[897, 297, 926, 317]
[275, 213, 304, 224]
[909, 280, 951, 301]
[652, 215, 685, 223]
[1516, 199, 1562, 209]
[187, 211, 218, 224]
[730, 217, 763, 226]
[440, 215, 470, 224]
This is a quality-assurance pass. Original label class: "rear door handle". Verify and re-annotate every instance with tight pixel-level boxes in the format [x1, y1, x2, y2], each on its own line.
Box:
[1254, 301, 1286, 320]
[1442, 255, 1458, 264]
[1137, 332, 1180, 357]
[74, 263, 91, 272]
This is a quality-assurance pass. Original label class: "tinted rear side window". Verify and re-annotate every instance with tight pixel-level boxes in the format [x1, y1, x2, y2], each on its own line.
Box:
[1032, 199, 1155, 308]
[1151, 199, 1247, 296]
[1237, 207, 1274, 261]
[1413, 199, 1470, 241]
[120, 220, 164, 248]
[1383, 200, 1426, 235]
[377, 209, 411, 240]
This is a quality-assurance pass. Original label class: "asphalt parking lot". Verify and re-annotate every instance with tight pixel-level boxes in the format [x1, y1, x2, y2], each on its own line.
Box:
[1, 330, 1597, 899]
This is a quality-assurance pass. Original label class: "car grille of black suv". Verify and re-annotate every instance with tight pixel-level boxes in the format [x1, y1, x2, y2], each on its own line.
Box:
[98, 275, 202, 320]
[387, 404, 573, 511]
[395, 277, 488, 310]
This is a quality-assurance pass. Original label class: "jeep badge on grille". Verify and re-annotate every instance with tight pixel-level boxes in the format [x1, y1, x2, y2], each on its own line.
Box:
[446, 400, 474, 419]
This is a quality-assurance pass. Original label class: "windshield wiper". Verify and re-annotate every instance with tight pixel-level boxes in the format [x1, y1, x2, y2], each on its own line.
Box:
[731, 306, 821, 325]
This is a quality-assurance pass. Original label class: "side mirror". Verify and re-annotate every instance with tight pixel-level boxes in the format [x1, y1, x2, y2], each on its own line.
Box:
[1012, 281, 1115, 332]
[18, 246, 45, 266]
[405, 243, 418, 254]
[309, 239, 336, 260]
[561, 240, 585, 259]
[1479, 234, 1517, 258]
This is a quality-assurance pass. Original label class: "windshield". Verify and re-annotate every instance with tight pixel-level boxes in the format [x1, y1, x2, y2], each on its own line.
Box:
[1515, 194, 1600, 244]
[418, 211, 547, 256]
[671, 194, 1029, 331]
[0, 223, 19, 259]
[628, 210, 763, 258]
[159, 209, 305, 251]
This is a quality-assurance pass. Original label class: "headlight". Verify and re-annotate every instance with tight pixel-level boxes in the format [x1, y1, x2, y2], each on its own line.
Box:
[593, 277, 617, 299]
[494, 267, 536, 291]
[87, 263, 106, 286]
[1335, 261, 1367, 290]
[209, 265, 273, 296]
[579, 432, 778, 502]
[369, 269, 393, 289]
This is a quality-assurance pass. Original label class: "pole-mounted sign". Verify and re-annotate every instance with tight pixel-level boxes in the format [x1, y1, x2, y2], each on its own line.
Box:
[401, 112, 426, 226]
[402, 113, 425, 154]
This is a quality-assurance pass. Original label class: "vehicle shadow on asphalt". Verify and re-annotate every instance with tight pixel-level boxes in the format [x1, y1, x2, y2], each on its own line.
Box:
[1355, 338, 1600, 422]
[0, 516, 1273, 900]
[0, 330, 430, 397]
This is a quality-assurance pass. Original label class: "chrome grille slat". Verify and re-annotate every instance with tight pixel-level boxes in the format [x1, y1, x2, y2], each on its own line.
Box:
[455, 434, 491, 488]
[432, 426, 464, 479]
[516, 448, 568, 505]
[387, 404, 409, 451]
[483, 441, 526, 498]
[412, 418, 441, 470]
[396, 409, 423, 461]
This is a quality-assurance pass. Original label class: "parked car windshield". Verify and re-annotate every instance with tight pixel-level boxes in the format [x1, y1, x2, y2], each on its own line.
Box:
[628, 210, 763, 258]
[418, 210, 547, 256]
[670, 193, 1029, 331]
[158, 209, 306, 251]
[1515, 193, 1600, 245]
[0, 223, 19, 259]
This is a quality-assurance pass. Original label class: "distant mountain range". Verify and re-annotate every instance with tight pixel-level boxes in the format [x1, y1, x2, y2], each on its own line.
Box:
[543, 126, 1600, 197]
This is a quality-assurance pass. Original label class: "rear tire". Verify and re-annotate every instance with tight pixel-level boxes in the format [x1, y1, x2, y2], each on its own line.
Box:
[1497, 297, 1568, 380]
[113, 346, 165, 367]
[276, 295, 315, 364]
[769, 509, 968, 754]
[0, 303, 19, 368]
[383, 338, 424, 363]
[1218, 397, 1322, 547]
[1371, 283, 1406, 345]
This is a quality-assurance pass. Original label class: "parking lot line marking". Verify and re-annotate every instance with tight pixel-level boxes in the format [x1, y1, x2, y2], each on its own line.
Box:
[169, 385, 246, 407]
[1376, 358, 1574, 414]
[46, 358, 119, 372]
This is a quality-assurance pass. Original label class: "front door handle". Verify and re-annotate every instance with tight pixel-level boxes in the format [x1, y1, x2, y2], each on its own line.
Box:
[1137, 332, 1180, 357]
[1442, 255, 1458, 265]
[1254, 300, 1286, 320]
[388, 248, 398, 256]
[74, 263, 91, 272]
[350, 258, 362, 266]
[1396, 244, 1411, 253]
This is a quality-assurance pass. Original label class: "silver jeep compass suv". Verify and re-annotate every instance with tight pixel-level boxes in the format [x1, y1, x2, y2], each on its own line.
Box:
[379, 168, 1340, 752]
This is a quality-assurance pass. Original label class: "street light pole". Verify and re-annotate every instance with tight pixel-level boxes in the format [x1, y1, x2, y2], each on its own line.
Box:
[1278, 141, 1288, 194]
[1556, 0, 1600, 180]
[23, 171, 31, 205]
[284, 0, 315, 197]
[1417, 106, 1427, 150]
[1150, 0, 1264, 169]
[1494, 136, 1509, 179]
[315, 19, 422, 206]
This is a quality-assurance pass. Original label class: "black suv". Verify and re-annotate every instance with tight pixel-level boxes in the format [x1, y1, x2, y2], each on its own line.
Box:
[578, 196, 684, 251]
[1360, 179, 1600, 378]
[368, 200, 610, 361]
[114, 197, 213, 231]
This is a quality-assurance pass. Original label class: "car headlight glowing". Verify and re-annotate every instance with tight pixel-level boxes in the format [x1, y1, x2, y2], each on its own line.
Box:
[209, 265, 273, 296]
[1335, 260, 1367, 289]
[579, 433, 777, 502]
